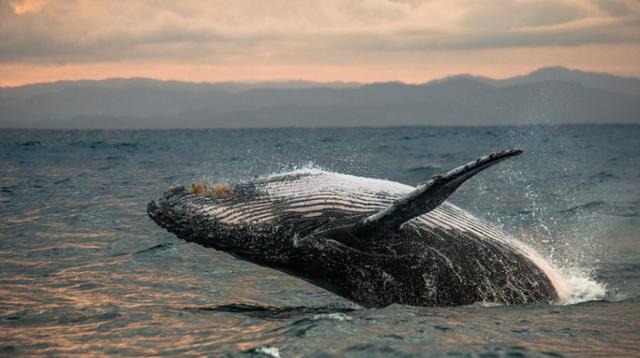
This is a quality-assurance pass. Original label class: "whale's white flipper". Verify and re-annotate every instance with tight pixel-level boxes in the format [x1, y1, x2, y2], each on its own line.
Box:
[356, 149, 522, 234]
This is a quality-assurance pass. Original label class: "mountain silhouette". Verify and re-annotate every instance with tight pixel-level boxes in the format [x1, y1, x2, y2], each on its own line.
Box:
[1, 67, 639, 128]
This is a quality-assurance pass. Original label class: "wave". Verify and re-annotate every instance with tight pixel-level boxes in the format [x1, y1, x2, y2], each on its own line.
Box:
[588, 171, 620, 182]
[16, 140, 42, 147]
[557, 200, 640, 218]
[558, 200, 607, 214]
[184, 303, 356, 319]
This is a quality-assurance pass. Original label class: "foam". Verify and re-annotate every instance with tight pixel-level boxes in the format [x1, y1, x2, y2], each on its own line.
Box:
[560, 268, 607, 304]
[255, 346, 281, 358]
[312, 312, 353, 321]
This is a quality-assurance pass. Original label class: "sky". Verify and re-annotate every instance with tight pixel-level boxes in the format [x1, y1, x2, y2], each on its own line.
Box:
[1, 0, 639, 86]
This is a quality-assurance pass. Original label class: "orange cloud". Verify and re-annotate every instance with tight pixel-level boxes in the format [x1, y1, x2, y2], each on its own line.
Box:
[9, 0, 49, 15]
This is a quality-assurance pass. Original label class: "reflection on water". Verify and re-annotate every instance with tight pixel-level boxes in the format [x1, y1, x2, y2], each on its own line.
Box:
[1, 126, 639, 356]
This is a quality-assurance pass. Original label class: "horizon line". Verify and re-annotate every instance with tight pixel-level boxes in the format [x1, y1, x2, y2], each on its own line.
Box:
[3, 65, 639, 90]
[3, 123, 639, 131]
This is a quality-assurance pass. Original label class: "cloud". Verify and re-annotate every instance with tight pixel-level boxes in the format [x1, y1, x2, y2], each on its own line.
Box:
[8, 0, 49, 14]
[0, 0, 638, 74]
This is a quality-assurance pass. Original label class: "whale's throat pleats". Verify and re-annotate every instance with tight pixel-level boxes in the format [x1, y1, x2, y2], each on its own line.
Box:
[292, 149, 522, 246]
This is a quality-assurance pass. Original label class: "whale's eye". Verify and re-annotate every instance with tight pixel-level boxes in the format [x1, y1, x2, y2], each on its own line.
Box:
[190, 182, 234, 199]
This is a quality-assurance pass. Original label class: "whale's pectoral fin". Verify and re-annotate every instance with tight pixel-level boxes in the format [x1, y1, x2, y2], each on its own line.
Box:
[354, 149, 523, 235]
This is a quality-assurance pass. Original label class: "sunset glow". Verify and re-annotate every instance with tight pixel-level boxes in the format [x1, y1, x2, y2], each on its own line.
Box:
[1, 0, 639, 86]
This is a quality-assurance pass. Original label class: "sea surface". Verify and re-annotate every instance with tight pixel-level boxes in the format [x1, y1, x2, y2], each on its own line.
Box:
[1, 125, 639, 357]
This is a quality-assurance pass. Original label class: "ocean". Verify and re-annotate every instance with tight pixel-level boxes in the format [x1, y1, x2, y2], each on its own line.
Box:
[1, 125, 639, 357]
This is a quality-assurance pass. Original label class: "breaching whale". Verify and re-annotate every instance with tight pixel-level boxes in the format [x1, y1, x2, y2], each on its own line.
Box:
[147, 149, 569, 307]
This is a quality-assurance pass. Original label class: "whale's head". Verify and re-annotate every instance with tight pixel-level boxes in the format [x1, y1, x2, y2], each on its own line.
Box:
[147, 181, 398, 304]
[147, 184, 307, 270]
[147, 177, 386, 278]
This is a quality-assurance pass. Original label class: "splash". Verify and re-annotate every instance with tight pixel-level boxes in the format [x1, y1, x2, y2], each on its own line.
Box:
[505, 230, 607, 305]
[560, 268, 607, 304]
[491, 126, 613, 305]
[515, 230, 608, 305]
[264, 162, 327, 179]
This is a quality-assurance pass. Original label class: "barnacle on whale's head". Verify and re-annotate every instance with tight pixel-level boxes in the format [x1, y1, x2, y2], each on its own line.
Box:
[191, 182, 234, 198]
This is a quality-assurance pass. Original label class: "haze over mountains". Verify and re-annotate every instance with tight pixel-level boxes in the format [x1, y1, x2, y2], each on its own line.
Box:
[1, 67, 639, 129]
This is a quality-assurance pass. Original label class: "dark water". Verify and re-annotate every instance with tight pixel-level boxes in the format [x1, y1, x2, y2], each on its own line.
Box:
[1, 125, 639, 357]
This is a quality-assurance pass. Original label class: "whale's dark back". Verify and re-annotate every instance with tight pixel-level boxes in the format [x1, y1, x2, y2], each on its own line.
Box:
[149, 169, 568, 307]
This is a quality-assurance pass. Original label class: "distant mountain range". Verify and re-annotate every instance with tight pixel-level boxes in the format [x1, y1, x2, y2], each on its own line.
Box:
[1, 67, 639, 128]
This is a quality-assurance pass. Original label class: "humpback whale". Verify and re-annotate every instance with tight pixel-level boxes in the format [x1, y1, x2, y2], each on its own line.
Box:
[147, 149, 569, 307]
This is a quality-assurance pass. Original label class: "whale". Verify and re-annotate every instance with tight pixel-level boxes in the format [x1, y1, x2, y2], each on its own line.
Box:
[147, 149, 569, 307]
